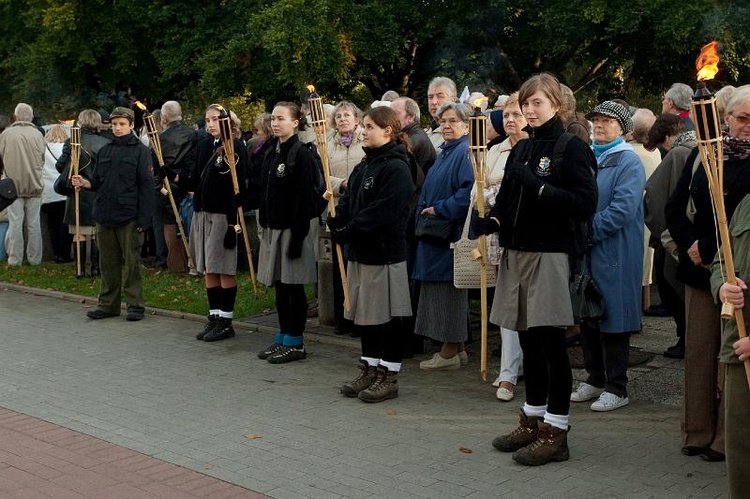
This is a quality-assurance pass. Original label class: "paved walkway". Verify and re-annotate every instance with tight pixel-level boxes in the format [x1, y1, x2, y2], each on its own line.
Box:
[0, 285, 727, 498]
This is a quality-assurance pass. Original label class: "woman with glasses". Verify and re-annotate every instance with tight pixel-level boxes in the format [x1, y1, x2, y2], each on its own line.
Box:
[666, 86, 750, 464]
[412, 102, 474, 371]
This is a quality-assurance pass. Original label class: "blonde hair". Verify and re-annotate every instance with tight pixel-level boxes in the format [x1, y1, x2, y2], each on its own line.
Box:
[44, 124, 69, 143]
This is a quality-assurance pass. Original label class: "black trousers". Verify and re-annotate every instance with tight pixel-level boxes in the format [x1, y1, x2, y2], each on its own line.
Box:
[275, 282, 307, 336]
[359, 320, 402, 363]
[42, 201, 72, 260]
[654, 245, 685, 340]
[519, 326, 572, 416]
[580, 324, 631, 397]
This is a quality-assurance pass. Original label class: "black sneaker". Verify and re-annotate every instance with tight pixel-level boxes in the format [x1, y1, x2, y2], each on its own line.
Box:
[267, 345, 306, 364]
[203, 318, 235, 342]
[86, 309, 118, 320]
[258, 342, 283, 359]
[197, 315, 219, 340]
[126, 310, 144, 322]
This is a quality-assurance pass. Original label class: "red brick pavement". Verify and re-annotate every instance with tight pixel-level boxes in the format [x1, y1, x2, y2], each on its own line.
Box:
[0, 408, 266, 499]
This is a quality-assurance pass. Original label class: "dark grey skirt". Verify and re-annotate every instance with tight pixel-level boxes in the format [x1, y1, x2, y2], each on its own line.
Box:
[344, 261, 412, 326]
[191, 211, 237, 275]
[258, 227, 316, 286]
[415, 281, 468, 343]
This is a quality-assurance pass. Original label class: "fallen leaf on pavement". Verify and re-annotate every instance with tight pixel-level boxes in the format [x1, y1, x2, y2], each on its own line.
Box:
[459, 447, 473, 454]
[245, 434, 262, 439]
[386, 409, 397, 416]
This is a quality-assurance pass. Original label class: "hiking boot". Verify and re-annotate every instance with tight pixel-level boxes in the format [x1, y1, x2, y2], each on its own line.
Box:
[258, 342, 284, 359]
[512, 422, 570, 466]
[196, 315, 219, 340]
[267, 345, 306, 364]
[341, 360, 378, 397]
[358, 367, 398, 403]
[203, 318, 235, 342]
[570, 382, 604, 402]
[492, 410, 541, 452]
[86, 309, 118, 320]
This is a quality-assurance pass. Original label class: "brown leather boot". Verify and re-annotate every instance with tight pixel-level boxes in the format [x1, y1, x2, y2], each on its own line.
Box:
[492, 410, 541, 452]
[358, 366, 398, 403]
[341, 360, 378, 397]
[512, 422, 570, 466]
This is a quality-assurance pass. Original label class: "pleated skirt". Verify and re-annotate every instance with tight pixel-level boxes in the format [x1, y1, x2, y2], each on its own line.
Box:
[415, 281, 468, 343]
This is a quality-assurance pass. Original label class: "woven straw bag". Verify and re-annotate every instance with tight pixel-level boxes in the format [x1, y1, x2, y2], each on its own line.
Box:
[452, 208, 498, 289]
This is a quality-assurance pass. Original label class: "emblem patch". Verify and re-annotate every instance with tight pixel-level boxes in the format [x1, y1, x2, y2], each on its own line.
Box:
[215, 154, 224, 166]
[537, 157, 552, 177]
[276, 163, 286, 177]
[363, 177, 374, 190]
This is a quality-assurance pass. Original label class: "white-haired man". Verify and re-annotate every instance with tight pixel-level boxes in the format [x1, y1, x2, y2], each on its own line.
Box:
[662, 83, 695, 131]
[157, 100, 197, 272]
[391, 97, 436, 174]
[425, 77, 457, 151]
[0, 103, 45, 266]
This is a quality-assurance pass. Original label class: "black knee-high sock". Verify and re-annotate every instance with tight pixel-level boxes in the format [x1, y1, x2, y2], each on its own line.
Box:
[221, 286, 237, 319]
[206, 286, 221, 315]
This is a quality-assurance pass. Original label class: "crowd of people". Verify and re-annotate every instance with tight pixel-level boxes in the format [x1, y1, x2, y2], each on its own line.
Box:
[1, 74, 750, 492]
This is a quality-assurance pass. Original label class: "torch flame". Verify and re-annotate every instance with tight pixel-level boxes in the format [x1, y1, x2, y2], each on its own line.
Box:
[306, 84, 315, 93]
[134, 101, 147, 111]
[696, 41, 720, 82]
[473, 97, 489, 108]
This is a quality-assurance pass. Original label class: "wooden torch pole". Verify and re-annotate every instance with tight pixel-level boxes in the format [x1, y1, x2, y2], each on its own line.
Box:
[70, 126, 82, 277]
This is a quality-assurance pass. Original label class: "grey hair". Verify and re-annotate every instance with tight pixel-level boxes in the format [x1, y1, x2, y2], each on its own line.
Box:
[666, 83, 693, 111]
[436, 102, 471, 123]
[77, 109, 102, 130]
[725, 86, 750, 119]
[328, 101, 363, 129]
[381, 90, 399, 102]
[428, 77, 457, 98]
[631, 108, 656, 144]
[394, 97, 421, 122]
[14, 103, 33, 122]
[161, 100, 182, 123]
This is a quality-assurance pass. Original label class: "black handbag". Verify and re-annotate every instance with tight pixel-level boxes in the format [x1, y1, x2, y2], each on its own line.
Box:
[569, 254, 605, 324]
[414, 213, 454, 245]
[53, 165, 74, 196]
[0, 177, 18, 211]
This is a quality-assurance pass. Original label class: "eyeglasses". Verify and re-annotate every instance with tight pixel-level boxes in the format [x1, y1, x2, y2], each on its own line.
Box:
[730, 114, 750, 126]
[591, 116, 616, 125]
[439, 118, 464, 126]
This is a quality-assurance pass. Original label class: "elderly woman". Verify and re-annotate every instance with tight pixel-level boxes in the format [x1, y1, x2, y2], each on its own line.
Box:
[570, 101, 646, 412]
[326, 101, 366, 336]
[484, 93, 528, 401]
[665, 86, 750, 463]
[474, 73, 597, 466]
[56, 110, 112, 277]
[413, 102, 473, 370]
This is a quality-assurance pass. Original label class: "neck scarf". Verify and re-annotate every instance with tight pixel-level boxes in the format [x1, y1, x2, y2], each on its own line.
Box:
[339, 133, 354, 148]
[673, 131, 695, 149]
[592, 136, 623, 159]
[722, 130, 750, 161]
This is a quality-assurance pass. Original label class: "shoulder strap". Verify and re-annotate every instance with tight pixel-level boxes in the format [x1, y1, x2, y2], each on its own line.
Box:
[551, 132, 574, 168]
[286, 141, 303, 170]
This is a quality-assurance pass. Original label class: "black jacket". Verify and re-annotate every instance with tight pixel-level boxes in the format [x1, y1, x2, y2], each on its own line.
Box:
[337, 141, 415, 265]
[88, 133, 154, 228]
[490, 116, 597, 253]
[181, 136, 247, 225]
[666, 148, 750, 289]
[56, 128, 111, 227]
[253, 135, 316, 243]
[403, 122, 436, 174]
[155, 121, 197, 222]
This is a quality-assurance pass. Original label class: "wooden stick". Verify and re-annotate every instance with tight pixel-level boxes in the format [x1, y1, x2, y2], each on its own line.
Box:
[143, 113, 197, 274]
[692, 95, 750, 389]
[70, 126, 82, 277]
[308, 92, 351, 312]
[218, 112, 258, 294]
[469, 112, 489, 381]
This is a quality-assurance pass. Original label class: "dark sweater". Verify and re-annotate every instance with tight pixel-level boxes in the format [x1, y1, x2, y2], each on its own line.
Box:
[337, 141, 415, 265]
[491, 116, 597, 253]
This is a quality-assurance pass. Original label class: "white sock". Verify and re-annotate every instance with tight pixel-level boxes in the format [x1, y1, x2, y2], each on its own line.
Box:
[379, 361, 401, 372]
[544, 412, 569, 431]
[218, 310, 233, 319]
[522, 403, 547, 418]
[209, 309, 221, 317]
[361, 356, 379, 367]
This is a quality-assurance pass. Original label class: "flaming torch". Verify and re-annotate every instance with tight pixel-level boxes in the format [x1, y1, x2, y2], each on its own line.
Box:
[469, 98, 490, 381]
[690, 41, 750, 388]
[69, 126, 83, 277]
[215, 105, 258, 294]
[135, 101, 196, 274]
[307, 85, 351, 312]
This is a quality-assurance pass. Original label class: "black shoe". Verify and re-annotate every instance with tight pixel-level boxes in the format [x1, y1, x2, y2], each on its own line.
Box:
[203, 318, 235, 342]
[681, 445, 706, 456]
[643, 305, 670, 317]
[196, 315, 218, 340]
[700, 449, 725, 462]
[663, 342, 685, 359]
[258, 342, 283, 359]
[126, 310, 144, 322]
[86, 309, 118, 320]
[267, 345, 306, 364]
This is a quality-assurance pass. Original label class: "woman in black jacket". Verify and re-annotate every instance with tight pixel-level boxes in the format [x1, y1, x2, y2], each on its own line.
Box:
[254, 102, 318, 364]
[473, 73, 597, 466]
[327, 106, 415, 403]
